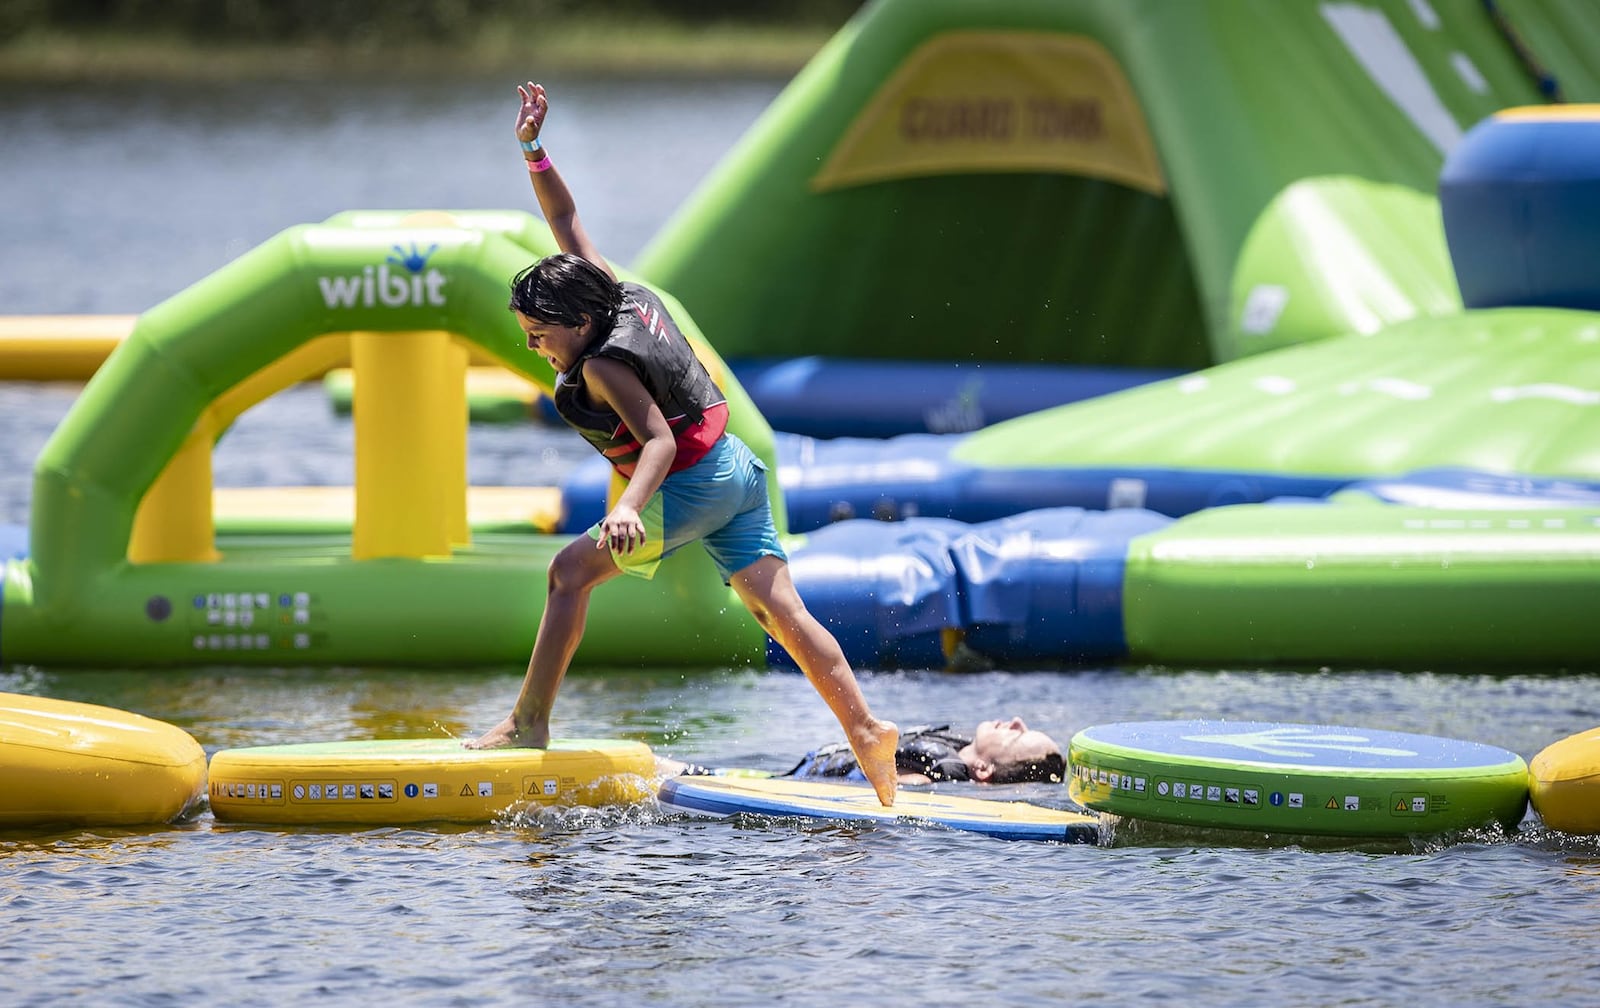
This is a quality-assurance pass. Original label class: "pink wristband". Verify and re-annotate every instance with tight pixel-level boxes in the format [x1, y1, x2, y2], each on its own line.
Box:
[527, 154, 552, 174]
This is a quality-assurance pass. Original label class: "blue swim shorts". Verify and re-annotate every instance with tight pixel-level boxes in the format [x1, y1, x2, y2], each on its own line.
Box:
[587, 433, 787, 583]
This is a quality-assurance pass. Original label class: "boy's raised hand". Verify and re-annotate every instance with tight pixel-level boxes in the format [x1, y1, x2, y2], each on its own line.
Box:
[516, 81, 548, 143]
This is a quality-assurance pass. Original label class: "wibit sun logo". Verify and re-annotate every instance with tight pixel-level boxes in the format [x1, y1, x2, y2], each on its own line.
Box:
[317, 241, 448, 309]
[387, 241, 435, 272]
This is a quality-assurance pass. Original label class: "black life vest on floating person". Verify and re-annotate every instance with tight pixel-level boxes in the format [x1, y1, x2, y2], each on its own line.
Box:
[553, 282, 728, 478]
[786, 725, 973, 783]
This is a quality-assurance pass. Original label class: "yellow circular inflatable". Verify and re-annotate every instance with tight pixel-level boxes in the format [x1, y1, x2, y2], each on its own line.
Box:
[208, 738, 656, 825]
[1530, 727, 1600, 835]
[0, 692, 207, 828]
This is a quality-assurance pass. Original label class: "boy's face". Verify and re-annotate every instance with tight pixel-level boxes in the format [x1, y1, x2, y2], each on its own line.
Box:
[515, 310, 590, 374]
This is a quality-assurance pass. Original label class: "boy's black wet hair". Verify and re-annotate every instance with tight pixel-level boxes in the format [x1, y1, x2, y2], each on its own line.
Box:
[509, 252, 623, 333]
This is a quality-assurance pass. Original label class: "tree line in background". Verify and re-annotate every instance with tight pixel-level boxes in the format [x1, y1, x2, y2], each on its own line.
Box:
[3, 0, 866, 43]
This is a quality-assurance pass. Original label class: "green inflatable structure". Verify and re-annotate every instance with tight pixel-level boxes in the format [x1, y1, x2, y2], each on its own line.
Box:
[1, 214, 776, 667]
[8, 0, 1600, 671]
[636, 0, 1598, 370]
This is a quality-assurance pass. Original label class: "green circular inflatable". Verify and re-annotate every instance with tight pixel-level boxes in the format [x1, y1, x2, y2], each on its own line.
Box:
[1069, 720, 1529, 838]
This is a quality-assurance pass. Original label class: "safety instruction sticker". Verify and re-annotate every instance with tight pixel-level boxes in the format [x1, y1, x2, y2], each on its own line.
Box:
[214, 778, 410, 803]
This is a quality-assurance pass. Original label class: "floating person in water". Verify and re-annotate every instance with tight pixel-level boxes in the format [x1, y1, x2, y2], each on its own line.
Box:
[466, 81, 900, 807]
[657, 718, 1066, 786]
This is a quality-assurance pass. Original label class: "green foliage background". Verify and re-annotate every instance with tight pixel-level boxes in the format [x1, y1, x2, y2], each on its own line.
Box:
[0, 0, 867, 77]
[0, 0, 863, 43]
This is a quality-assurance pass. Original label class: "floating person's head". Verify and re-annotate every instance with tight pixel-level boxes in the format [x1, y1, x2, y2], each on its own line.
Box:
[965, 717, 1066, 784]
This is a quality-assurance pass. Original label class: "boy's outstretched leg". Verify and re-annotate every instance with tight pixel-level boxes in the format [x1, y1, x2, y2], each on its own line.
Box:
[732, 555, 899, 806]
[467, 537, 621, 750]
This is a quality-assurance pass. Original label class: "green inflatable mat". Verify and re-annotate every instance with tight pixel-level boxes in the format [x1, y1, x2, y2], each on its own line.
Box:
[1070, 720, 1529, 838]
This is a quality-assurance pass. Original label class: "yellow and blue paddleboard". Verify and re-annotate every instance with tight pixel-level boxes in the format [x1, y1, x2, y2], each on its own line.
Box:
[657, 775, 1099, 842]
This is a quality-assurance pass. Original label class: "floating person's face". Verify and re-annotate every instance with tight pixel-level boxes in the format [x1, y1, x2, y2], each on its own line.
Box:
[970, 717, 1060, 771]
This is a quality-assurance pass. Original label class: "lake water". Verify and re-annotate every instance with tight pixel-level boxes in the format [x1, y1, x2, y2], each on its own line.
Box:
[3, 76, 1599, 1008]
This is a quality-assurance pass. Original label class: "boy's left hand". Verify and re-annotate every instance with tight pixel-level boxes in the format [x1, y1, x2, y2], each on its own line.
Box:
[598, 504, 646, 554]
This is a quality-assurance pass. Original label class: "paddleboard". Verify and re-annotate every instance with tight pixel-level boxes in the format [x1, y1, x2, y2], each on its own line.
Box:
[208, 738, 655, 825]
[657, 775, 1099, 842]
[1070, 720, 1529, 838]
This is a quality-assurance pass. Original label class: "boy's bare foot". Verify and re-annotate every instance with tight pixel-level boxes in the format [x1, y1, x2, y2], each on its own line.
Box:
[463, 715, 549, 750]
[850, 719, 900, 807]
[654, 755, 690, 777]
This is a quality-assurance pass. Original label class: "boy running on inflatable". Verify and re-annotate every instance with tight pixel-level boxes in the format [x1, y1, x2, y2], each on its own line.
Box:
[467, 81, 900, 808]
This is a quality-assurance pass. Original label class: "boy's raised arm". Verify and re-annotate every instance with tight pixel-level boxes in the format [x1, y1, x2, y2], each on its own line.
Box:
[516, 80, 615, 281]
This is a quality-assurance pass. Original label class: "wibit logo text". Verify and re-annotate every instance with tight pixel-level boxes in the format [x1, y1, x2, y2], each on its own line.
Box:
[318, 242, 447, 309]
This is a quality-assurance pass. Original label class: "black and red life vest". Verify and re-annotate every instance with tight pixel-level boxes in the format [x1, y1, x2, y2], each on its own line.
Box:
[552, 282, 728, 477]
